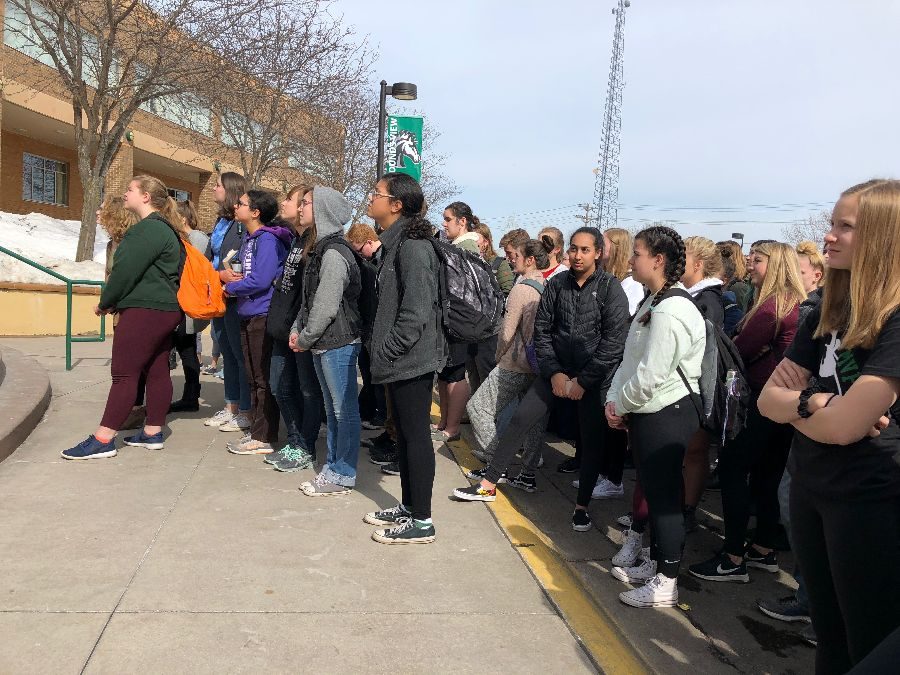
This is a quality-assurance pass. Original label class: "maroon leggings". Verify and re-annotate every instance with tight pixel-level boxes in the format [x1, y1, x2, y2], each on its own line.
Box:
[101, 307, 182, 429]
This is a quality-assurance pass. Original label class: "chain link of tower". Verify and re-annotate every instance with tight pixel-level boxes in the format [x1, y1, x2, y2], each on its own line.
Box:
[591, 0, 630, 230]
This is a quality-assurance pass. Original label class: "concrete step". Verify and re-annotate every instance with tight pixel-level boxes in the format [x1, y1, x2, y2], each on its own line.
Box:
[0, 346, 51, 463]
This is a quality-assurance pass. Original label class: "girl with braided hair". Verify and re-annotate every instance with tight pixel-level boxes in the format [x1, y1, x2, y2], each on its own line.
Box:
[605, 226, 706, 608]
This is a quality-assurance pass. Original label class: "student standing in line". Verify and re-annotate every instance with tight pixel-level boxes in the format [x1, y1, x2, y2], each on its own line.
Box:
[204, 172, 252, 433]
[603, 228, 645, 316]
[689, 241, 805, 583]
[289, 186, 362, 496]
[62, 176, 185, 459]
[717, 240, 753, 313]
[457, 237, 554, 492]
[97, 196, 146, 430]
[759, 179, 900, 673]
[605, 225, 706, 608]
[454, 228, 629, 508]
[168, 199, 210, 413]
[473, 222, 515, 296]
[223, 190, 292, 455]
[264, 185, 324, 472]
[363, 174, 448, 544]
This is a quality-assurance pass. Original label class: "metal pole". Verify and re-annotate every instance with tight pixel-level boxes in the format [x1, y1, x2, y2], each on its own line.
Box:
[66, 282, 73, 371]
[376, 80, 388, 181]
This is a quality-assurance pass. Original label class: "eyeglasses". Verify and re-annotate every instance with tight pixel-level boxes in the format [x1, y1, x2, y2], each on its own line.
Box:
[368, 191, 394, 201]
[236, 200, 250, 207]
[299, 199, 313, 207]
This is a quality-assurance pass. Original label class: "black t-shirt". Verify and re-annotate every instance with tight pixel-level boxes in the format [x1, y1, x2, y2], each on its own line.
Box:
[785, 306, 900, 499]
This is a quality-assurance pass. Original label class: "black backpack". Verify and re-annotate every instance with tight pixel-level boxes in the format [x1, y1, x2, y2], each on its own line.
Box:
[400, 237, 505, 343]
[325, 238, 378, 340]
[664, 288, 751, 446]
[722, 289, 744, 337]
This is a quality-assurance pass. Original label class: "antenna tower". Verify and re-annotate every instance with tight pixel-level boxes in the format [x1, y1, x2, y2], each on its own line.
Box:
[591, 0, 630, 229]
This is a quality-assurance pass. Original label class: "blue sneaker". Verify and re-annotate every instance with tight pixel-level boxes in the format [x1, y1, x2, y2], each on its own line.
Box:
[61, 435, 117, 460]
[123, 430, 165, 450]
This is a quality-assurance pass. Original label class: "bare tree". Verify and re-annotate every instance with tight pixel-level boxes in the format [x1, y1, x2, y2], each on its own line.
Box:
[6, 0, 280, 260]
[781, 210, 831, 245]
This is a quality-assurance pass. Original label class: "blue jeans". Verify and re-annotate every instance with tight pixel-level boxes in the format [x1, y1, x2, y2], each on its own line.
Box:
[212, 302, 250, 411]
[269, 340, 323, 453]
[313, 343, 361, 487]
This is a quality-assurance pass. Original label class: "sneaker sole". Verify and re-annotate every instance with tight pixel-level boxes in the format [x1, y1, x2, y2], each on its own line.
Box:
[371, 531, 435, 544]
[572, 522, 592, 532]
[746, 561, 780, 573]
[60, 449, 118, 460]
[300, 487, 352, 497]
[619, 592, 678, 608]
[204, 419, 232, 427]
[219, 425, 251, 432]
[757, 606, 811, 623]
[591, 491, 625, 500]
[611, 567, 655, 584]
[273, 463, 311, 473]
[228, 447, 274, 455]
[507, 482, 536, 493]
[688, 570, 750, 583]
[263, 456, 284, 465]
[369, 457, 397, 466]
[452, 490, 495, 502]
[123, 440, 164, 450]
[381, 469, 400, 476]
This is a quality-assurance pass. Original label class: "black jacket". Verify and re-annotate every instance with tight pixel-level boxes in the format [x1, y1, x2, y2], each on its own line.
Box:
[369, 217, 448, 384]
[266, 231, 308, 341]
[533, 268, 629, 392]
[694, 285, 725, 329]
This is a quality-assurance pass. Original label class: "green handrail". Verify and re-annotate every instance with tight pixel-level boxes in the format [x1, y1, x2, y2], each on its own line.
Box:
[0, 244, 106, 370]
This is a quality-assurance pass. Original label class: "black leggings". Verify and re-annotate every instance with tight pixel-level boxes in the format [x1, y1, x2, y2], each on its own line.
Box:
[173, 321, 201, 403]
[573, 387, 620, 507]
[718, 397, 793, 557]
[628, 396, 699, 578]
[387, 373, 436, 521]
[791, 481, 900, 674]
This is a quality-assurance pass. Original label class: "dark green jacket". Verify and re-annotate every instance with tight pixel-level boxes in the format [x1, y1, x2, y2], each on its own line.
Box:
[99, 214, 183, 312]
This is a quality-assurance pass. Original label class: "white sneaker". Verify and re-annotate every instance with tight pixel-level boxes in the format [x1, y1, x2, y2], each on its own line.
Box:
[619, 573, 678, 608]
[219, 413, 251, 432]
[572, 479, 580, 489]
[612, 529, 644, 568]
[572, 473, 607, 490]
[204, 409, 234, 427]
[592, 478, 624, 500]
[616, 512, 633, 528]
[611, 558, 657, 584]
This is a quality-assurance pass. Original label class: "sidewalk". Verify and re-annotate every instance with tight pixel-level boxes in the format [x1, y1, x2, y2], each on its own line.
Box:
[0, 337, 597, 674]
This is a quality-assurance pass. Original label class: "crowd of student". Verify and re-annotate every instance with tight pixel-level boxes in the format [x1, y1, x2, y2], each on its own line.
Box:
[56, 172, 900, 673]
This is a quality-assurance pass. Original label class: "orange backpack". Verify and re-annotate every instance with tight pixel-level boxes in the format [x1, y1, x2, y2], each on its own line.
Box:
[177, 240, 226, 319]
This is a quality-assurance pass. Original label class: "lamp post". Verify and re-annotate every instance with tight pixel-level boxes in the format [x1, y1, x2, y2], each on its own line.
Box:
[376, 80, 418, 180]
[732, 232, 745, 251]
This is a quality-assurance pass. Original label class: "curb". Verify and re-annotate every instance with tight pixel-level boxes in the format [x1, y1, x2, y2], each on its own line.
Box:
[0, 346, 52, 463]
[437, 405, 650, 674]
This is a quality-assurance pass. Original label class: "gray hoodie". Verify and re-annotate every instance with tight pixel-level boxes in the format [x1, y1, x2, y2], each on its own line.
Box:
[292, 187, 360, 350]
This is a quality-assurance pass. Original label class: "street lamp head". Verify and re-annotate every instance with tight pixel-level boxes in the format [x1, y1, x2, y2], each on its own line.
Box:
[731, 232, 744, 239]
[390, 82, 417, 101]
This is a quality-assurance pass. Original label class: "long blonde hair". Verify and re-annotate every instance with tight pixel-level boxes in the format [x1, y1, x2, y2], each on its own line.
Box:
[817, 179, 900, 349]
[685, 236, 723, 279]
[132, 175, 182, 235]
[742, 241, 806, 332]
[603, 228, 632, 280]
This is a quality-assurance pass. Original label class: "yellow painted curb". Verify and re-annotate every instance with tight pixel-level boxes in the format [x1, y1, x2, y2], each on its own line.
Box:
[435, 404, 649, 674]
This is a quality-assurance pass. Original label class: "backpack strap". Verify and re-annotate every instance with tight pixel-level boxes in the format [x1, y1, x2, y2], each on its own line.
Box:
[491, 256, 504, 272]
[519, 279, 544, 295]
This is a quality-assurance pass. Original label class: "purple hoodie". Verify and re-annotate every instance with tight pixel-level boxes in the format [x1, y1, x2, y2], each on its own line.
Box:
[225, 224, 293, 318]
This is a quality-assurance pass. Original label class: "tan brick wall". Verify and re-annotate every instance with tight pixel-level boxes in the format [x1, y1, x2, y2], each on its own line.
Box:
[103, 141, 133, 200]
[197, 171, 218, 230]
[0, 131, 84, 220]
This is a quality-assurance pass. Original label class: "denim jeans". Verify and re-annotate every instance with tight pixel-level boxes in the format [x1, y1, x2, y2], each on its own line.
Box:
[270, 340, 323, 453]
[312, 342, 362, 487]
[212, 301, 250, 411]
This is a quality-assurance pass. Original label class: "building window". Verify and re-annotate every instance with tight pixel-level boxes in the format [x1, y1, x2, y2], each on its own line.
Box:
[167, 189, 191, 201]
[22, 153, 69, 206]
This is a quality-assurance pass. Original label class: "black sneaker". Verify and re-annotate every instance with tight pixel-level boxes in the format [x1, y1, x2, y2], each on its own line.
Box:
[452, 484, 496, 502]
[756, 596, 811, 623]
[557, 457, 580, 473]
[369, 448, 399, 466]
[508, 471, 536, 493]
[572, 509, 592, 532]
[745, 546, 780, 573]
[364, 504, 411, 526]
[362, 430, 391, 450]
[381, 462, 400, 476]
[168, 399, 200, 413]
[689, 552, 750, 583]
[372, 517, 435, 545]
[465, 467, 507, 483]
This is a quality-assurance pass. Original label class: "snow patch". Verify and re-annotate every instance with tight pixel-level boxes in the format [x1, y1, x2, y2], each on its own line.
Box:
[0, 211, 108, 284]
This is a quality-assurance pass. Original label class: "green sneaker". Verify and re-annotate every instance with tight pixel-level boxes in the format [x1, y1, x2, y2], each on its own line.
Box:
[264, 445, 291, 465]
[372, 517, 436, 545]
[273, 445, 315, 473]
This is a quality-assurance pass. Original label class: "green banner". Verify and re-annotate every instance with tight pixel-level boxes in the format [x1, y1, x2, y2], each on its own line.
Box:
[385, 115, 423, 181]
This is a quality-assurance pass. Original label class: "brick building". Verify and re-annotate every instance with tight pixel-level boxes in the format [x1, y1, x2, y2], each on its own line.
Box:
[0, 1, 326, 229]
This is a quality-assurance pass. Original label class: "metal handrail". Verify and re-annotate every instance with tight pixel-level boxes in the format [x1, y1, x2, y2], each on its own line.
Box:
[0, 244, 106, 370]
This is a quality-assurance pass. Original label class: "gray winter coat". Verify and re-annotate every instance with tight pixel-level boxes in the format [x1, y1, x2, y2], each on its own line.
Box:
[369, 218, 447, 384]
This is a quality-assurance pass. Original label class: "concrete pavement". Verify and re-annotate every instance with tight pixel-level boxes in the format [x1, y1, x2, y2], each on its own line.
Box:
[0, 337, 598, 674]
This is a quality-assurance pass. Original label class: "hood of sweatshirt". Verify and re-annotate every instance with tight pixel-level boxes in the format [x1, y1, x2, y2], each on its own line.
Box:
[312, 186, 351, 239]
[249, 223, 294, 246]
[452, 231, 482, 247]
[686, 277, 723, 297]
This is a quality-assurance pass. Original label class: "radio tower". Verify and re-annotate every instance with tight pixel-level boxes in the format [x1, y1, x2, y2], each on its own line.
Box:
[591, 0, 630, 229]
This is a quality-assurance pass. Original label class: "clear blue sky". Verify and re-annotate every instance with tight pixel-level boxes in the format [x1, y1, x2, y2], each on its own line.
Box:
[334, 0, 900, 244]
